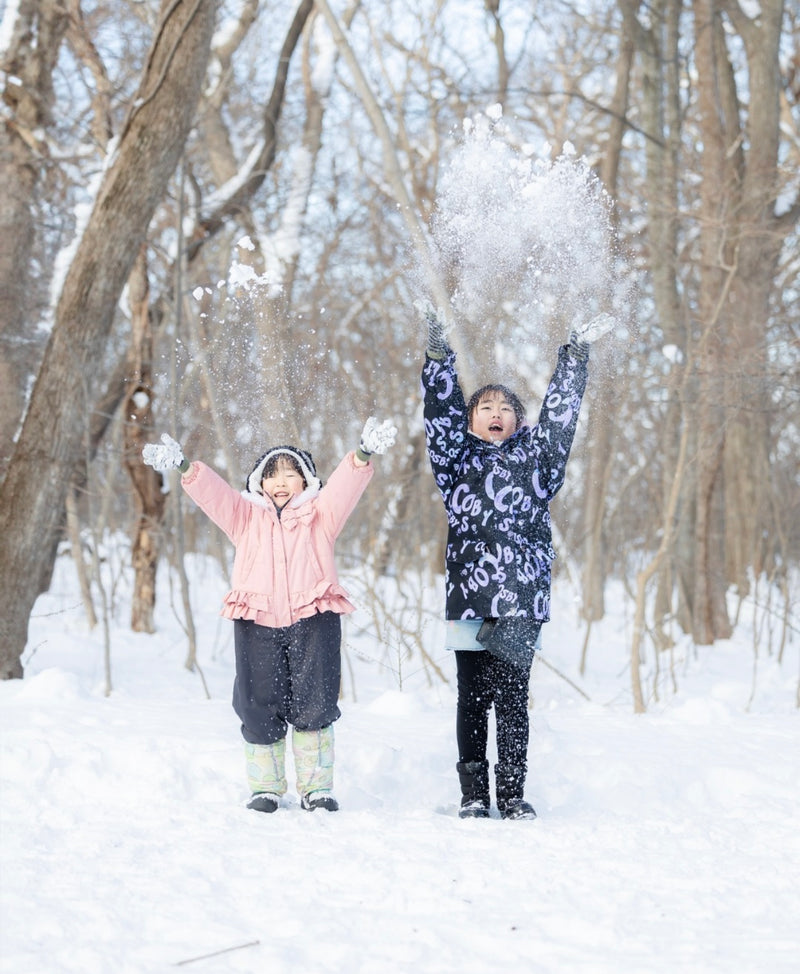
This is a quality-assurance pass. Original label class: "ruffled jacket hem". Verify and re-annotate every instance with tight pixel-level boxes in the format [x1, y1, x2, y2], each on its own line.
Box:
[220, 585, 355, 627]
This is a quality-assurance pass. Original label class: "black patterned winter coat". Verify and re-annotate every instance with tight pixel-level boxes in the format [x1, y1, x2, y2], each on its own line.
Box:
[422, 344, 589, 623]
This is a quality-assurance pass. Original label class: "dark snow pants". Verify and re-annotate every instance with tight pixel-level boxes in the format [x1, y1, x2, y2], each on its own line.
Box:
[455, 650, 531, 769]
[232, 612, 342, 746]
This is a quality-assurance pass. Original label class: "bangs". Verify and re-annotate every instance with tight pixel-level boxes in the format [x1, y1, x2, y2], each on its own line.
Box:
[467, 384, 526, 426]
[263, 454, 305, 482]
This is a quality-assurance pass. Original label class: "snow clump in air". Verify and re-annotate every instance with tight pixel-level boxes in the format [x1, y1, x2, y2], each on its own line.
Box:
[429, 107, 621, 333]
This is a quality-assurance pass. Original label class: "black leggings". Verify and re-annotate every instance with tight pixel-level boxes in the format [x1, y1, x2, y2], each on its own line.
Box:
[455, 650, 531, 769]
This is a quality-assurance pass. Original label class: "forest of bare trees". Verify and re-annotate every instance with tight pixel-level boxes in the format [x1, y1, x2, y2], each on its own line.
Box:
[1, 0, 798, 707]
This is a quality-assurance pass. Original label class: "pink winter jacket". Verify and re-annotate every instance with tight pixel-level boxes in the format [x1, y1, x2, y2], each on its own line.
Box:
[181, 453, 374, 628]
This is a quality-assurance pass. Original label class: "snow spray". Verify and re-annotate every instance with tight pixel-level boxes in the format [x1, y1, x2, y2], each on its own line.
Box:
[427, 106, 622, 342]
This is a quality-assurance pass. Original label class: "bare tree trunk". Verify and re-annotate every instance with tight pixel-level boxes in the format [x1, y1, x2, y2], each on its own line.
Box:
[0, 0, 69, 480]
[720, 0, 792, 593]
[624, 0, 691, 638]
[0, 0, 217, 679]
[581, 7, 636, 623]
[124, 247, 166, 633]
[688, 0, 793, 641]
[484, 0, 510, 102]
[65, 487, 97, 629]
[580, 381, 618, 623]
[631, 395, 692, 711]
[171, 165, 201, 675]
[693, 4, 734, 646]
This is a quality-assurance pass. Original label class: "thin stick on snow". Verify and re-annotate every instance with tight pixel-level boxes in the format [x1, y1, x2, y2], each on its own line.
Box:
[174, 940, 260, 966]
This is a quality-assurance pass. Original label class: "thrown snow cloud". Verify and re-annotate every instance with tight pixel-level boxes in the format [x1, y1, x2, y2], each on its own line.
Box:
[429, 109, 620, 332]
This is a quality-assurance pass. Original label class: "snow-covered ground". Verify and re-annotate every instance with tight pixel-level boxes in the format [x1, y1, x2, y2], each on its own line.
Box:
[1, 553, 798, 974]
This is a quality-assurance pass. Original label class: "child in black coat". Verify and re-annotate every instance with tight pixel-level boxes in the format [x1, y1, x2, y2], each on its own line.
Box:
[421, 306, 614, 819]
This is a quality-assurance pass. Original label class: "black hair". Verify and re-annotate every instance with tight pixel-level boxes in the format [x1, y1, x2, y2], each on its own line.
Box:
[466, 384, 526, 428]
[261, 452, 307, 486]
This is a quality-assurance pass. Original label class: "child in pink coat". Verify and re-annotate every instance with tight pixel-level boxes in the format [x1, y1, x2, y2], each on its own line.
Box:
[143, 418, 396, 813]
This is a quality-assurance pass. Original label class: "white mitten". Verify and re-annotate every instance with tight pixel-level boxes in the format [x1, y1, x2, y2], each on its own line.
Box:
[142, 433, 188, 472]
[572, 312, 616, 344]
[357, 417, 398, 461]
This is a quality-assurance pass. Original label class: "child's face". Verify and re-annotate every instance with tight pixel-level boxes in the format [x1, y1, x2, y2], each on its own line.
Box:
[469, 392, 518, 443]
[261, 460, 305, 509]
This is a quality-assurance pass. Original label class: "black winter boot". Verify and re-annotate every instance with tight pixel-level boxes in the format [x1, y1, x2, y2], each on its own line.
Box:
[495, 763, 537, 821]
[246, 791, 281, 813]
[457, 760, 490, 819]
[300, 791, 339, 812]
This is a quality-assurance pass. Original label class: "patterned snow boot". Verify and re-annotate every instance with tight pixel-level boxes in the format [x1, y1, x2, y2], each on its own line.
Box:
[495, 763, 537, 820]
[300, 792, 340, 812]
[293, 725, 338, 812]
[457, 759, 491, 819]
[244, 739, 288, 813]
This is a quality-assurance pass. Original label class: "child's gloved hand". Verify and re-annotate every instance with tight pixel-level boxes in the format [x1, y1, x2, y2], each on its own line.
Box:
[415, 299, 449, 360]
[356, 417, 398, 462]
[142, 433, 190, 473]
[569, 312, 617, 360]
[573, 312, 616, 344]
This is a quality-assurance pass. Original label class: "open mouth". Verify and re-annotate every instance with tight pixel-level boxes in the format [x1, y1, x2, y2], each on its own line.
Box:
[489, 423, 503, 432]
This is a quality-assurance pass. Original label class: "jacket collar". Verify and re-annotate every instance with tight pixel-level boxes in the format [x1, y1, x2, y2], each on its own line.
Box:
[467, 425, 529, 451]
